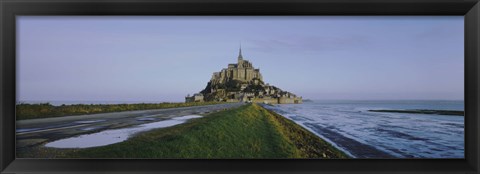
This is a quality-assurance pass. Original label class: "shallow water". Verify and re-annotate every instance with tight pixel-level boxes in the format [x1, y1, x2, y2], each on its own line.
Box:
[263, 100, 464, 158]
[45, 115, 202, 148]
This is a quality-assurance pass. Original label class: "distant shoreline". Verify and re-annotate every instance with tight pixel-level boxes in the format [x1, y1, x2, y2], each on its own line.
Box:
[368, 109, 464, 116]
[16, 102, 225, 120]
[17, 101, 185, 106]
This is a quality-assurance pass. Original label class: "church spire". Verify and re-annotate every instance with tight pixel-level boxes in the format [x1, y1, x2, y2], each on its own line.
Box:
[238, 43, 243, 61]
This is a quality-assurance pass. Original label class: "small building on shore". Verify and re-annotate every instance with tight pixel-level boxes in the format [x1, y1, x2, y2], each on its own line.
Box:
[185, 93, 204, 103]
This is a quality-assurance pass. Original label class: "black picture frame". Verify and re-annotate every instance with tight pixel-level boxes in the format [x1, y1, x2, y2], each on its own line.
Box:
[1, 0, 479, 173]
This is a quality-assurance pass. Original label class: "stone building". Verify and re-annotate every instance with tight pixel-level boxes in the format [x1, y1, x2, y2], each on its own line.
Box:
[210, 46, 263, 85]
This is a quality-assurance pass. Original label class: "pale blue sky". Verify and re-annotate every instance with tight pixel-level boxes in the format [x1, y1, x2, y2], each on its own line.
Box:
[17, 16, 464, 102]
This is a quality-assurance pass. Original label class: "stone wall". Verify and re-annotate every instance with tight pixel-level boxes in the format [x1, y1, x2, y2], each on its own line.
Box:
[251, 97, 301, 104]
[226, 99, 240, 103]
[252, 98, 279, 104]
[278, 97, 303, 104]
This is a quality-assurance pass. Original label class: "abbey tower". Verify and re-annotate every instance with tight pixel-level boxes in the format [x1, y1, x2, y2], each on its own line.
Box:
[210, 46, 263, 85]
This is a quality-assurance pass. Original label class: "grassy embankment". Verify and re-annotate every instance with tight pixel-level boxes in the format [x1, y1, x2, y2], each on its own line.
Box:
[16, 102, 224, 120]
[27, 103, 348, 158]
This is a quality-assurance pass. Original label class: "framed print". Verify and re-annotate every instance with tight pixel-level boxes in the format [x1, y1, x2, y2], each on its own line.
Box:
[1, 0, 479, 173]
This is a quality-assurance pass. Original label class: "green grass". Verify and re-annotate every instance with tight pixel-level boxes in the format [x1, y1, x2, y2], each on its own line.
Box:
[28, 103, 348, 159]
[16, 102, 224, 120]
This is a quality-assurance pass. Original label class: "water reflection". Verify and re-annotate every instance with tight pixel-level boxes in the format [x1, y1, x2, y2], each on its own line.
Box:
[45, 115, 202, 148]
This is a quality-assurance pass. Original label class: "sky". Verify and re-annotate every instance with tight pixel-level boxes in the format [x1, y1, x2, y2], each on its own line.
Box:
[17, 16, 464, 103]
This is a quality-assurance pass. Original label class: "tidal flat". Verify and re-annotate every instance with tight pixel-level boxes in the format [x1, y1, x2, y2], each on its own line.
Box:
[263, 100, 464, 158]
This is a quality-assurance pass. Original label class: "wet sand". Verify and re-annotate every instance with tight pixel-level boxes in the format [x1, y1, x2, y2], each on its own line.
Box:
[304, 123, 395, 158]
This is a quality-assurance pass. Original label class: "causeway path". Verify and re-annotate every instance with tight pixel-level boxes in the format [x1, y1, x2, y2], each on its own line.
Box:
[16, 103, 245, 148]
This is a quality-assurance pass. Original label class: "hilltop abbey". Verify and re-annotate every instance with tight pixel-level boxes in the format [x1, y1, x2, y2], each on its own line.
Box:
[210, 48, 263, 84]
[186, 46, 302, 104]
